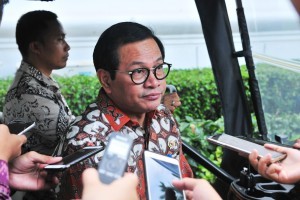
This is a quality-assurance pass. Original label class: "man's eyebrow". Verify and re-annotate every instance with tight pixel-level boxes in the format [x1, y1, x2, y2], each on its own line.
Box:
[130, 61, 144, 66]
[129, 57, 164, 67]
[53, 32, 65, 38]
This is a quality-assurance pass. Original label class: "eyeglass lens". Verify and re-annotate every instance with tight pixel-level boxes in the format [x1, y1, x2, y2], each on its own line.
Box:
[131, 63, 170, 84]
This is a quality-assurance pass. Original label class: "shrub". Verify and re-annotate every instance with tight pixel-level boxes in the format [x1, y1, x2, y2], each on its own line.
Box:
[0, 77, 13, 112]
[55, 75, 100, 116]
[176, 115, 224, 181]
[1, 68, 236, 119]
[167, 68, 222, 120]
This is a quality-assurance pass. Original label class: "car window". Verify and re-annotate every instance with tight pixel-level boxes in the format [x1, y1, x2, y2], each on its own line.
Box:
[226, 0, 300, 143]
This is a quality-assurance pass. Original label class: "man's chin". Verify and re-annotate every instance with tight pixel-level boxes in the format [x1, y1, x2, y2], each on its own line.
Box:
[145, 102, 160, 111]
[54, 65, 67, 70]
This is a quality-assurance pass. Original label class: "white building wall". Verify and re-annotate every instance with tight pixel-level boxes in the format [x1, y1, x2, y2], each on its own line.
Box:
[1, 31, 300, 78]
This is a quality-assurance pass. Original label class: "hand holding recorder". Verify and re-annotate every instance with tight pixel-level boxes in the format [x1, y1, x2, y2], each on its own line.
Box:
[98, 132, 133, 184]
[81, 133, 137, 200]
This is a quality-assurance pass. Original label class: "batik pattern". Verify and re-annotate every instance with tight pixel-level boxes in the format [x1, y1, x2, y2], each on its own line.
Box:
[3, 61, 74, 155]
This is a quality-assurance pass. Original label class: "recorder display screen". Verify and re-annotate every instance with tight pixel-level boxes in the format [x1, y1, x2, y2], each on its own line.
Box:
[109, 139, 131, 158]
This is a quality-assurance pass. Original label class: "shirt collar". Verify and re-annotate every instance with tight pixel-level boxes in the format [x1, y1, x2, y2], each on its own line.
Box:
[97, 88, 156, 131]
[19, 61, 60, 89]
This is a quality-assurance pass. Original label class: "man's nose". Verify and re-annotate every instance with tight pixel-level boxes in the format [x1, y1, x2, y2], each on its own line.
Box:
[144, 70, 159, 87]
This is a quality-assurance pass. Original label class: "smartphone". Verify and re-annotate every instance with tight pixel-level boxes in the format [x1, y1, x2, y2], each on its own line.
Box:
[207, 133, 287, 163]
[98, 132, 133, 184]
[144, 151, 186, 200]
[44, 146, 105, 170]
[7, 120, 36, 138]
[18, 122, 36, 135]
[239, 136, 294, 148]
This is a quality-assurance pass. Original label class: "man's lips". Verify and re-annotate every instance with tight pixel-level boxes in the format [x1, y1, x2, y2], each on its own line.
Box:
[64, 53, 69, 60]
[143, 92, 161, 100]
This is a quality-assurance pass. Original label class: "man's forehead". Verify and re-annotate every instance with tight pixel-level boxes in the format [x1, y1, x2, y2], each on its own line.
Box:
[44, 20, 65, 37]
[118, 39, 162, 63]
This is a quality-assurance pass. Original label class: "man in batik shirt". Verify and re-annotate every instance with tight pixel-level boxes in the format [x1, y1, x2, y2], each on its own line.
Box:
[3, 11, 75, 156]
[59, 22, 193, 200]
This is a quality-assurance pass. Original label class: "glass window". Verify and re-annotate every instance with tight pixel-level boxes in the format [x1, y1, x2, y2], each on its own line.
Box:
[226, 0, 300, 143]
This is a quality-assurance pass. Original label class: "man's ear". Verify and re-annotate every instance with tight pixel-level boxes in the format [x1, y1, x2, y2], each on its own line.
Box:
[97, 69, 112, 94]
[29, 41, 41, 55]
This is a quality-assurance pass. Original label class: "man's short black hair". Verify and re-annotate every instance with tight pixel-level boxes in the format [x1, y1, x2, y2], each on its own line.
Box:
[16, 10, 58, 58]
[93, 21, 165, 79]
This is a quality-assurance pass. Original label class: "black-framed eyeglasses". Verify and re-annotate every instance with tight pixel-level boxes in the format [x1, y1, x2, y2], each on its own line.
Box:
[112, 62, 172, 85]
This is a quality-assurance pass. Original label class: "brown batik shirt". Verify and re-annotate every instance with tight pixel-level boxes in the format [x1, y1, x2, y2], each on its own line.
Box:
[58, 88, 193, 200]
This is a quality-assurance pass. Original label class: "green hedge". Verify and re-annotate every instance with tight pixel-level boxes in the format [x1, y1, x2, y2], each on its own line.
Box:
[58, 68, 228, 119]
[177, 115, 224, 181]
[167, 68, 221, 120]
[0, 77, 13, 112]
[0, 68, 244, 119]
[57, 75, 100, 115]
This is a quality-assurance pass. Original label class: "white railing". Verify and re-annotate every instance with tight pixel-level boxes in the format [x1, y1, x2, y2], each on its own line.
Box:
[253, 53, 300, 73]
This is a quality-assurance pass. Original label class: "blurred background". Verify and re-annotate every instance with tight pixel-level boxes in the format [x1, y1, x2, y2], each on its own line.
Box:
[1, 0, 300, 77]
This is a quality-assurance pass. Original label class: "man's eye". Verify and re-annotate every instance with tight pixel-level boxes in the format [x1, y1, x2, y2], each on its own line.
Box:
[156, 65, 163, 70]
[133, 68, 145, 74]
[58, 36, 65, 41]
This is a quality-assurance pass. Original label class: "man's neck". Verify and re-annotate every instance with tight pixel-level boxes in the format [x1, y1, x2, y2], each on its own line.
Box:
[23, 58, 52, 77]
